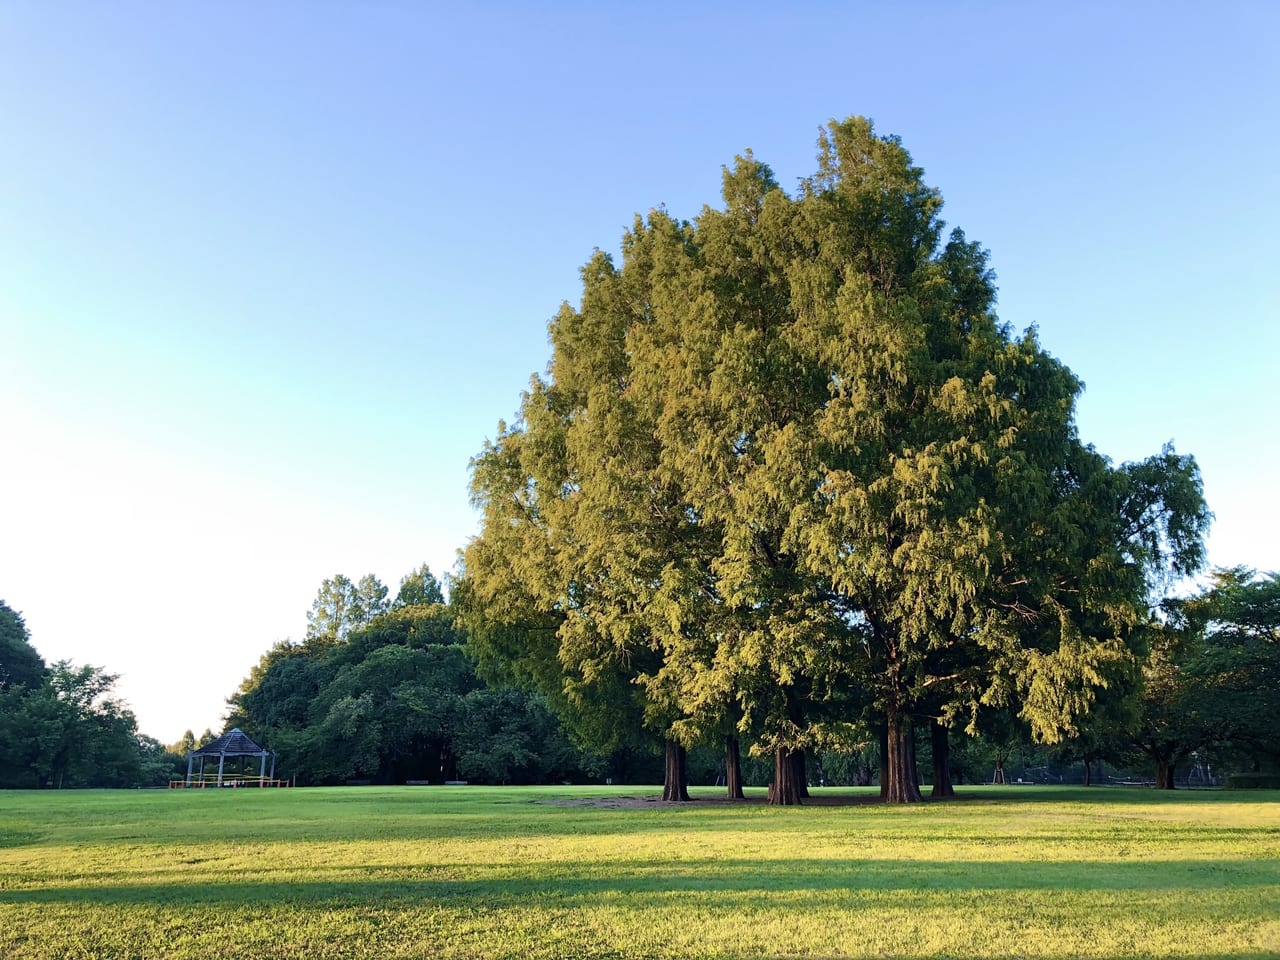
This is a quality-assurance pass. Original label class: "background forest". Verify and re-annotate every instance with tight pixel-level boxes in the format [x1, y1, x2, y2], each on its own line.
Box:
[2, 561, 1277, 791]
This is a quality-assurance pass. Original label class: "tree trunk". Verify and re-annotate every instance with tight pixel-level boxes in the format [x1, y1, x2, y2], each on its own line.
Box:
[791, 748, 809, 799]
[724, 735, 744, 800]
[1155, 759, 1175, 790]
[1082, 755, 1093, 787]
[853, 758, 872, 787]
[930, 719, 954, 798]
[992, 753, 1006, 784]
[878, 723, 889, 799]
[662, 739, 691, 801]
[768, 747, 804, 805]
[882, 710, 922, 803]
[439, 741, 455, 781]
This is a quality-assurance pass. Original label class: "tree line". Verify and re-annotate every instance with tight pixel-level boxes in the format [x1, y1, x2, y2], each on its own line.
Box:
[0, 600, 181, 788]
[3, 558, 1275, 790]
[226, 565, 603, 785]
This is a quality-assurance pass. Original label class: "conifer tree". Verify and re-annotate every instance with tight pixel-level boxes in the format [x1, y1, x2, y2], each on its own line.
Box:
[462, 116, 1209, 803]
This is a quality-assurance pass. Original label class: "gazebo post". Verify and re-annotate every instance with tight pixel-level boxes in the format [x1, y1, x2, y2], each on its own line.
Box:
[217, 752, 225, 786]
[269, 752, 276, 780]
[258, 751, 267, 785]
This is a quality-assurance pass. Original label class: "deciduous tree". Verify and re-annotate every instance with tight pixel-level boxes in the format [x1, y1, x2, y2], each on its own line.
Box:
[1135, 568, 1280, 786]
[0, 600, 45, 692]
[394, 564, 446, 608]
[306, 574, 360, 645]
[231, 573, 591, 785]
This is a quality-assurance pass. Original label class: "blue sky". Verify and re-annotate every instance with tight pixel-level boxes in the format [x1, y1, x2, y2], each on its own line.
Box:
[2, 2, 1276, 742]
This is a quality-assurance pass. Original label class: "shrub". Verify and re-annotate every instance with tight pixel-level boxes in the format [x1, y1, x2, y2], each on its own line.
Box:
[1226, 773, 1280, 790]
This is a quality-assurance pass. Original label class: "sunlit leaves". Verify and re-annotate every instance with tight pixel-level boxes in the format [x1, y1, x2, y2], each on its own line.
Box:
[460, 115, 1210, 796]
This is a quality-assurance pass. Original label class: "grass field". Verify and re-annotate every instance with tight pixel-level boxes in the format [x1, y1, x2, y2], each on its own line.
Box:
[1, 784, 1277, 959]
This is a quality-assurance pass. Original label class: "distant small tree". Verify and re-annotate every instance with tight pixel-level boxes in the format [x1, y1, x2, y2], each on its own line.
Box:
[352, 574, 391, 624]
[1052, 658, 1140, 786]
[307, 575, 360, 645]
[394, 564, 446, 608]
[970, 708, 1031, 785]
[170, 729, 197, 755]
[306, 573, 396, 645]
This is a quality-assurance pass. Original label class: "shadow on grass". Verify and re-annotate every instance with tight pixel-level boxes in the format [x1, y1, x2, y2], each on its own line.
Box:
[3, 786, 1276, 855]
[20, 787, 1280, 830]
[4, 854, 1276, 907]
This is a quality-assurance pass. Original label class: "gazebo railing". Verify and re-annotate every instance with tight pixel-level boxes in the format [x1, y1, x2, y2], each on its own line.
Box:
[170, 774, 290, 789]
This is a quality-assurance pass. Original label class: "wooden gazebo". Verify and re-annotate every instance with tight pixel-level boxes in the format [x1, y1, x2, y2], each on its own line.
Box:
[176, 728, 284, 788]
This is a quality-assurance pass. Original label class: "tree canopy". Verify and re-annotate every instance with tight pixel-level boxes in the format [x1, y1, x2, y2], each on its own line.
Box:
[460, 116, 1210, 803]
[228, 568, 591, 785]
[0, 599, 184, 789]
[395, 564, 446, 608]
[1, 599, 46, 693]
[1134, 567, 1280, 786]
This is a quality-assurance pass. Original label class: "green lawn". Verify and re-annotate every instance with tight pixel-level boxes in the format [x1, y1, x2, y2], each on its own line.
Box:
[1, 785, 1277, 959]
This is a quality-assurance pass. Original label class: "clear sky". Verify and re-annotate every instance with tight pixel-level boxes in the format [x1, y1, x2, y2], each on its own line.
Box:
[2, 2, 1276, 744]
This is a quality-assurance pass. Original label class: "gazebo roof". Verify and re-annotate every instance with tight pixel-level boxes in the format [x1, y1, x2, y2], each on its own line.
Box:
[190, 727, 269, 757]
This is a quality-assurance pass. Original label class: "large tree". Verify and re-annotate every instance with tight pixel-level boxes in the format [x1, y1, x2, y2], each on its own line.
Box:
[459, 211, 729, 800]
[463, 116, 1208, 803]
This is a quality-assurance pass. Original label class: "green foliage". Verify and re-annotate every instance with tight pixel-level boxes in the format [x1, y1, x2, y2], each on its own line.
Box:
[453, 688, 582, 784]
[352, 573, 390, 624]
[394, 563, 445, 607]
[227, 639, 330, 737]
[0, 601, 152, 788]
[1134, 567, 1280, 783]
[305, 572, 392, 645]
[305, 573, 358, 643]
[1227, 772, 1280, 789]
[0, 660, 144, 788]
[461, 115, 1210, 803]
[229, 572, 595, 785]
[135, 735, 186, 786]
[812, 744, 876, 786]
[0, 599, 45, 692]
[167, 729, 197, 755]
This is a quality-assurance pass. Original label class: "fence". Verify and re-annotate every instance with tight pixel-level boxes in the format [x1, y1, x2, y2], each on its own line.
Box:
[169, 776, 290, 789]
